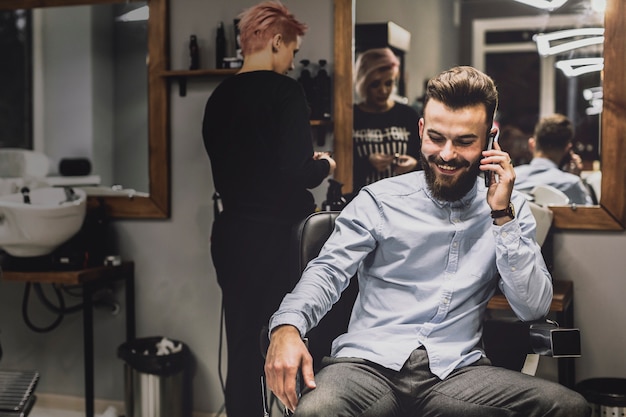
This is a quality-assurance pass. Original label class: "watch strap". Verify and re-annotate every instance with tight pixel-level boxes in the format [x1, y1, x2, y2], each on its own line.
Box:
[491, 202, 515, 219]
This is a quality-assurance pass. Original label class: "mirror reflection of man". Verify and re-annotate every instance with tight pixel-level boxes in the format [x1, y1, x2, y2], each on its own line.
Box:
[514, 114, 594, 205]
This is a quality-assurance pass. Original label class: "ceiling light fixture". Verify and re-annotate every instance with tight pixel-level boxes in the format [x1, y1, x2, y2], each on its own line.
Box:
[534, 28, 604, 56]
[555, 57, 604, 77]
[513, 0, 569, 11]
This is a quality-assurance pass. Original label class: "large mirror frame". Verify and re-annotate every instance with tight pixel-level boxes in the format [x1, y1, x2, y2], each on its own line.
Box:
[332, 0, 626, 231]
[2, 0, 170, 219]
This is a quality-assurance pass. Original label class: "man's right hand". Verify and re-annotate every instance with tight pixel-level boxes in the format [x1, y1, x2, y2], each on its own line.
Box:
[264, 325, 316, 413]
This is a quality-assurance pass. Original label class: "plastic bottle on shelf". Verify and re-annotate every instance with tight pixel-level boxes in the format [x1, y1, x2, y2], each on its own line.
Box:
[297, 59, 315, 117]
[189, 35, 199, 70]
[313, 59, 331, 120]
[216, 22, 226, 69]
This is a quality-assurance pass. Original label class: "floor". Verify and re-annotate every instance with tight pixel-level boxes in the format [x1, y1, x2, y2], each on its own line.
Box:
[29, 408, 85, 417]
[29, 404, 120, 417]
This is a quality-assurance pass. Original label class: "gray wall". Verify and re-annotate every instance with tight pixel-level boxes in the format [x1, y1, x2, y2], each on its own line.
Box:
[0, 1, 624, 415]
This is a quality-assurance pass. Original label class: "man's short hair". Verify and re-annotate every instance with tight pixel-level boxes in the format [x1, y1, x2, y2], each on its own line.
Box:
[533, 113, 574, 152]
[424, 66, 499, 132]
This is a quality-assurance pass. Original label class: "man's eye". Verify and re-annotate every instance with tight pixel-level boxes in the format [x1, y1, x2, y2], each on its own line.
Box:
[369, 81, 381, 89]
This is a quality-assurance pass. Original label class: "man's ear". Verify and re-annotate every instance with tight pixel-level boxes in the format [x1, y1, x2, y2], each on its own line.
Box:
[528, 137, 536, 152]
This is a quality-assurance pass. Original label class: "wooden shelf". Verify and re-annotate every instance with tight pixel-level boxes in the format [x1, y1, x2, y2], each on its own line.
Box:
[162, 68, 238, 78]
[487, 279, 573, 313]
[1, 261, 134, 285]
[161, 68, 238, 96]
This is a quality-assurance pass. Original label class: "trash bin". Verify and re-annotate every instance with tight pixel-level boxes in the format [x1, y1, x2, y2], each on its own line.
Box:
[118, 336, 192, 417]
[575, 378, 626, 417]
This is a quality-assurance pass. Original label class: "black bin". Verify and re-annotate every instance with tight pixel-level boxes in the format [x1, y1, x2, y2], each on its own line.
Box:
[118, 336, 192, 417]
[575, 378, 626, 417]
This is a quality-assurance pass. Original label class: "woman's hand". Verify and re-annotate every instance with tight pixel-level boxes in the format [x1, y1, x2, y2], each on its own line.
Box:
[368, 153, 395, 172]
[392, 154, 418, 175]
[315, 151, 336, 175]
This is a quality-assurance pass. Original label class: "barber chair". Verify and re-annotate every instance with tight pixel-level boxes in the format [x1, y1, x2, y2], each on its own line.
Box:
[531, 184, 570, 206]
[0, 338, 40, 417]
[261, 209, 580, 415]
[0, 270, 39, 417]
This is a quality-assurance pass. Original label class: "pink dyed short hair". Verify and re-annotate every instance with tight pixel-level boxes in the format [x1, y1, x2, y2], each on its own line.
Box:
[354, 48, 400, 101]
[238, 1, 308, 57]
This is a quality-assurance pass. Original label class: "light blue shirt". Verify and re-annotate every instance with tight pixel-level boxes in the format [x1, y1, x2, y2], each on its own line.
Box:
[269, 171, 553, 379]
[514, 158, 594, 205]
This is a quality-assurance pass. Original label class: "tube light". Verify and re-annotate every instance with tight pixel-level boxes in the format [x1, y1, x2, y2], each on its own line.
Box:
[555, 57, 604, 77]
[534, 28, 604, 56]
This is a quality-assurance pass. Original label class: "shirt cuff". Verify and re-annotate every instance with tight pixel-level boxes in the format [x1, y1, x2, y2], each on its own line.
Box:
[268, 311, 309, 339]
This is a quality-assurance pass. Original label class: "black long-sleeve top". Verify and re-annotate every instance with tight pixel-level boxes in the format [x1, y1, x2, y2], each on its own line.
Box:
[203, 71, 330, 224]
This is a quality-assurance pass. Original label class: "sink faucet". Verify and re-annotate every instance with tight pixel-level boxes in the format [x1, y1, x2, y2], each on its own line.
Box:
[63, 187, 79, 202]
[20, 187, 31, 204]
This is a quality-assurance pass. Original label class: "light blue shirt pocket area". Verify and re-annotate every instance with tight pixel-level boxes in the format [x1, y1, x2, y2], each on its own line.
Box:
[269, 171, 553, 379]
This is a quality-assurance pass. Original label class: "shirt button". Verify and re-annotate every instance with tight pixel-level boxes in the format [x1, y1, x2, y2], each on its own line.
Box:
[511, 266, 517, 272]
[452, 242, 458, 248]
[501, 232, 508, 238]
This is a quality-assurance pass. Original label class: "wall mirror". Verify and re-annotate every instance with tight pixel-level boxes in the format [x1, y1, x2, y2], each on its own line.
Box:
[332, 0, 626, 231]
[1, 0, 169, 219]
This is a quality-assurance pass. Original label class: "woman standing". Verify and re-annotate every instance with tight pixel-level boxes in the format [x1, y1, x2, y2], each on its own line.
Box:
[202, 2, 335, 416]
[353, 48, 420, 191]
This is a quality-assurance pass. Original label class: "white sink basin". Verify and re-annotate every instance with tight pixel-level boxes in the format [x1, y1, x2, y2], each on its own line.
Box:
[0, 187, 87, 257]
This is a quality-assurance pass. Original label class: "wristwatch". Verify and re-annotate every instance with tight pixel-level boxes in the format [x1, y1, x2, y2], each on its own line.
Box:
[491, 202, 515, 220]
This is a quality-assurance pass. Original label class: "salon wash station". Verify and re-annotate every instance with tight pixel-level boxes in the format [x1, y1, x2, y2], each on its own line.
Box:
[0, 148, 138, 417]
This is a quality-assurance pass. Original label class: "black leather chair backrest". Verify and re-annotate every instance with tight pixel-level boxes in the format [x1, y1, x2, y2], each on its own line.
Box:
[292, 211, 358, 370]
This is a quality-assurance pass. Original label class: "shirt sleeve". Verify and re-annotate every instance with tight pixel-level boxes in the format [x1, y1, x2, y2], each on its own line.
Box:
[269, 190, 380, 336]
[492, 195, 553, 321]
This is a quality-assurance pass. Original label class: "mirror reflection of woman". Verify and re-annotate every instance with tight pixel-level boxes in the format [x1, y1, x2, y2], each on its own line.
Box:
[352, 48, 421, 191]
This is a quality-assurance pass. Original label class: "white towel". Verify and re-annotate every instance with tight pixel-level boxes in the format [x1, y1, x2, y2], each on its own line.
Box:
[0, 149, 50, 178]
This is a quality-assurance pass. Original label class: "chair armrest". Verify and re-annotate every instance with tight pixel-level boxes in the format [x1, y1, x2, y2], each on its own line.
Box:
[529, 320, 581, 358]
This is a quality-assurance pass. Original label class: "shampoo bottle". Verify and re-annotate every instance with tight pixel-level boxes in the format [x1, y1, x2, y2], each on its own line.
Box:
[216, 22, 226, 69]
[189, 35, 199, 70]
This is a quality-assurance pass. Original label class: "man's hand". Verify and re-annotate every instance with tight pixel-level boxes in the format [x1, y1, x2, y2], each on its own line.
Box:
[264, 325, 316, 413]
[480, 140, 515, 218]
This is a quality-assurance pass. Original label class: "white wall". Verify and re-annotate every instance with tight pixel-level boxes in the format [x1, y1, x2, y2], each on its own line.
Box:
[0, 1, 624, 415]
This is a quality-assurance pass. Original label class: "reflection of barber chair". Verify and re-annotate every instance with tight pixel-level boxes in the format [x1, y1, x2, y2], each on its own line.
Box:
[0, 335, 40, 416]
[531, 184, 570, 206]
[262, 209, 580, 414]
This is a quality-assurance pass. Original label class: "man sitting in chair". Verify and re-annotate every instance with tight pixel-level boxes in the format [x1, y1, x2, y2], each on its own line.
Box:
[514, 113, 594, 205]
[264, 66, 590, 417]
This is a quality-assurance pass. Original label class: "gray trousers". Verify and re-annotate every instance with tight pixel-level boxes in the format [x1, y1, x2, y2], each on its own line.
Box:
[293, 348, 590, 417]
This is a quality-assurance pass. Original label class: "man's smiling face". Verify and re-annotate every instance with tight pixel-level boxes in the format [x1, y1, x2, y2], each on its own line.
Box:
[419, 99, 490, 202]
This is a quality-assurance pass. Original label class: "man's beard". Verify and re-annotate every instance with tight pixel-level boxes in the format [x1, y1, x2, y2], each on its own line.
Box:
[421, 152, 481, 202]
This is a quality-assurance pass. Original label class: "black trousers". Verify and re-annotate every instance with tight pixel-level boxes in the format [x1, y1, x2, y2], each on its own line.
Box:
[211, 212, 301, 417]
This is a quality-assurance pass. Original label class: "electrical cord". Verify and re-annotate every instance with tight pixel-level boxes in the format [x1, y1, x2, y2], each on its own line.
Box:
[214, 296, 226, 417]
[21, 283, 83, 333]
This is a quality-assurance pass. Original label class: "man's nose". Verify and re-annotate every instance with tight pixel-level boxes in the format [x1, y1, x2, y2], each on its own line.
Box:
[440, 141, 457, 161]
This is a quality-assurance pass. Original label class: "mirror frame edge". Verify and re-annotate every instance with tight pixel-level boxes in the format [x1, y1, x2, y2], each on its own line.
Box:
[333, 0, 354, 191]
[4, 0, 171, 219]
[334, 0, 625, 231]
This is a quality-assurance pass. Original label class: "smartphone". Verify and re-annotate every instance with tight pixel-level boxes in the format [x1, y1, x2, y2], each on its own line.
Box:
[484, 129, 500, 187]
